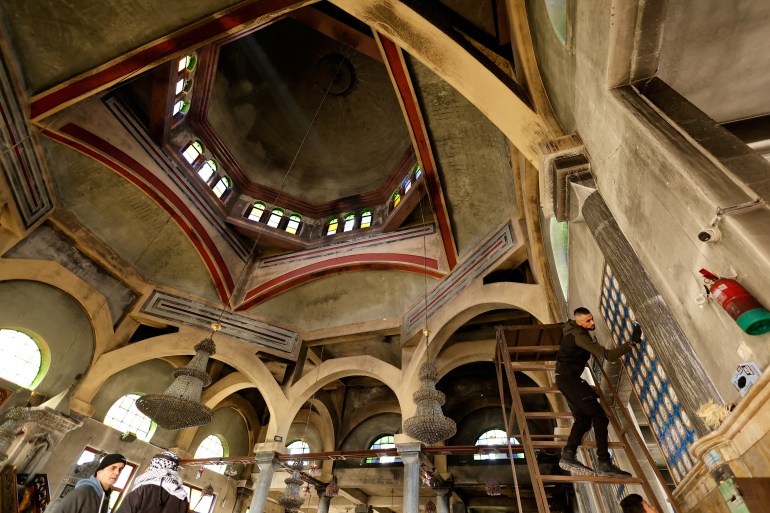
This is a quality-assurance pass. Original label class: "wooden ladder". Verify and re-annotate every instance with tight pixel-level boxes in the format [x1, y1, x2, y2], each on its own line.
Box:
[494, 324, 679, 513]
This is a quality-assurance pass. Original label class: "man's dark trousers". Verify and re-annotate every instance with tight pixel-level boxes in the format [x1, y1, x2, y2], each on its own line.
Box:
[555, 372, 611, 460]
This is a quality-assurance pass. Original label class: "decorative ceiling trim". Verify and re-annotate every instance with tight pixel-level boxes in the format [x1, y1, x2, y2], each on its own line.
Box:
[402, 222, 517, 340]
[0, 54, 53, 228]
[141, 289, 300, 358]
[258, 224, 436, 268]
[42, 124, 236, 304]
[105, 96, 251, 260]
[377, 33, 458, 269]
[28, 0, 315, 121]
[238, 252, 443, 309]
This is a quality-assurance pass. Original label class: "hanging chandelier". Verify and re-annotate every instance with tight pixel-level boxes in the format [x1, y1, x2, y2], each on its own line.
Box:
[278, 461, 305, 512]
[403, 361, 456, 445]
[425, 500, 437, 513]
[485, 479, 502, 496]
[325, 480, 339, 498]
[136, 337, 216, 430]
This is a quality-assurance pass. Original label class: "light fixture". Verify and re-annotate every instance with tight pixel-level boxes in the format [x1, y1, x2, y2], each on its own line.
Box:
[403, 358, 456, 445]
[425, 500, 437, 513]
[325, 480, 339, 498]
[136, 337, 216, 430]
[485, 479, 501, 496]
[277, 461, 305, 513]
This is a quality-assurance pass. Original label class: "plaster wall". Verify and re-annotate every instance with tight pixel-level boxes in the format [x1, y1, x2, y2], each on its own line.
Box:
[44, 138, 221, 302]
[0, 0, 243, 93]
[190, 406, 250, 459]
[404, 57, 518, 258]
[534, 1, 770, 401]
[339, 412, 401, 452]
[251, 270, 435, 331]
[0, 280, 93, 398]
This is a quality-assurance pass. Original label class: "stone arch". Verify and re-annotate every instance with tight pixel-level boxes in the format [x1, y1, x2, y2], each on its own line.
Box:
[0, 259, 113, 366]
[73, 328, 286, 435]
[280, 355, 403, 438]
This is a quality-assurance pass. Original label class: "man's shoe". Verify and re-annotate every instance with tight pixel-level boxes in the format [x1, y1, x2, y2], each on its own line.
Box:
[559, 450, 594, 476]
[596, 460, 632, 478]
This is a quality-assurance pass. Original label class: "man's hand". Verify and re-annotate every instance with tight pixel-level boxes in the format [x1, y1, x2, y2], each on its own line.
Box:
[631, 323, 642, 344]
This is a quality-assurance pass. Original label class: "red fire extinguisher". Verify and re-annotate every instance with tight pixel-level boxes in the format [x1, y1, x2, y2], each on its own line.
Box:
[700, 269, 770, 335]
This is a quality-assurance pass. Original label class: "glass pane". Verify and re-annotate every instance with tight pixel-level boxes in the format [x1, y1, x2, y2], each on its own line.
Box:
[173, 101, 183, 116]
[198, 161, 215, 182]
[113, 463, 135, 490]
[0, 329, 42, 388]
[178, 56, 190, 72]
[286, 219, 299, 234]
[343, 216, 355, 232]
[248, 204, 265, 222]
[361, 211, 372, 229]
[213, 179, 229, 199]
[327, 220, 338, 235]
[77, 449, 98, 466]
[182, 144, 201, 164]
[195, 435, 226, 474]
[175, 79, 185, 95]
[103, 394, 155, 441]
[267, 211, 282, 228]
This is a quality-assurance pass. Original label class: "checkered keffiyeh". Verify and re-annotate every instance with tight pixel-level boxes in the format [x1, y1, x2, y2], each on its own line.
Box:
[131, 451, 187, 500]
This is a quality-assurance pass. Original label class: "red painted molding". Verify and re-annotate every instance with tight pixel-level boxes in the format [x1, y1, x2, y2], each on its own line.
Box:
[44, 124, 236, 304]
[238, 252, 443, 308]
[378, 34, 458, 269]
[29, 0, 306, 121]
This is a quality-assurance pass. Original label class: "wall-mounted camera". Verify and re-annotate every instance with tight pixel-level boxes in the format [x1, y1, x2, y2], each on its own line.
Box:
[698, 227, 722, 243]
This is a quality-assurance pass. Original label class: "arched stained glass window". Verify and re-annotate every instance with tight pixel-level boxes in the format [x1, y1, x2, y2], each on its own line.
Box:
[402, 176, 412, 194]
[0, 329, 44, 388]
[183, 140, 204, 164]
[267, 208, 283, 228]
[286, 440, 310, 466]
[198, 159, 217, 182]
[212, 176, 232, 199]
[327, 217, 339, 236]
[248, 202, 266, 222]
[195, 434, 228, 474]
[391, 190, 401, 208]
[343, 213, 355, 232]
[366, 435, 400, 464]
[175, 78, 186, 96]
[360, 209, 372, 229]
[178, 54, 197, 73]
[104, 394, 157, 442]
[285, 214, 302, 234]
[173, 100, 191, 116]
[474, 429, 524, 460]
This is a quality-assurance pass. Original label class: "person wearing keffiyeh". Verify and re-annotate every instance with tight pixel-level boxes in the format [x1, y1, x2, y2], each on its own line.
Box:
[116, 451, 189, 513]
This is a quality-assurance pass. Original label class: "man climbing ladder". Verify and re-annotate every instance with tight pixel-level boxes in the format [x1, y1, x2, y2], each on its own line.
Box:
[556, 307, 640, 477]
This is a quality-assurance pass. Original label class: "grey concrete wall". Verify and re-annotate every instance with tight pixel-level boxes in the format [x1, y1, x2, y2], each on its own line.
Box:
[0, 280, 93, 398]
[339, 413, 401, 452]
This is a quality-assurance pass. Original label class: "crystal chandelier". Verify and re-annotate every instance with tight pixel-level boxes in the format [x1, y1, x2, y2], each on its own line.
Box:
[325, 480, 339, 498]
[136, 337, 216, 429]
[277, 461, 305, 512]
[425, 500, 437, 513]
[403, 361, 456, 445]
[485, 479, 501, 496]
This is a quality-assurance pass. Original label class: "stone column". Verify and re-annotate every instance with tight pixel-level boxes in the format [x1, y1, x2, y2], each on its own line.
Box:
[249, 452, 277, 513]
[397, 442, 422, 513]
[578, 187, 723, 436]
[315, 485, 332, 513]
[435, 489, 450, 513]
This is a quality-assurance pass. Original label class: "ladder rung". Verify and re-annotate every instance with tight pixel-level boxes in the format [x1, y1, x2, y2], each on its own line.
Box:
[530, 441, 626, 449]
[508, 345, 560, 353]
[523, 412, 573, 419]
[518, 387, 561, 394]
[540, 475, 643, 484]
[509, 364, 556, 371]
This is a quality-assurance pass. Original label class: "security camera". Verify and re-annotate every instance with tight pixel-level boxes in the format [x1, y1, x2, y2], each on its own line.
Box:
[698, 227, 722, 243]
